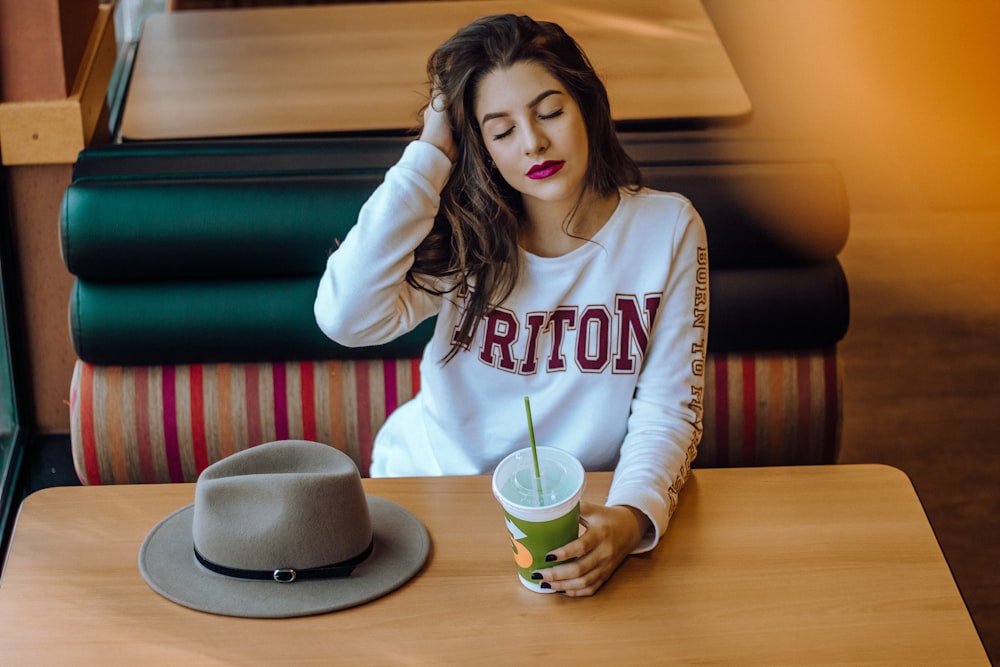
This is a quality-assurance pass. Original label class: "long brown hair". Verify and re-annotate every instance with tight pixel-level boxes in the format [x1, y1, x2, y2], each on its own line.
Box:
[408, 14, 642, 361]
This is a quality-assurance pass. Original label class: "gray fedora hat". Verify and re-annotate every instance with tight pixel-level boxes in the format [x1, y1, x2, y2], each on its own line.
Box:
[139, 440, 429, 618]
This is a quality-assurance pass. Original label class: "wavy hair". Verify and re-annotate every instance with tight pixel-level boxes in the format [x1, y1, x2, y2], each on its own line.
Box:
[408, 14, 642, 361]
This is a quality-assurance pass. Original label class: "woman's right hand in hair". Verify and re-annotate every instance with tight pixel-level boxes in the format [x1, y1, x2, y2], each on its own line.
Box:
[420, 91, 457, 162]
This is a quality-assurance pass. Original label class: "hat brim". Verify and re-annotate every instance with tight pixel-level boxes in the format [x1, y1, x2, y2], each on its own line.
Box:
[138, 495, 430, 618]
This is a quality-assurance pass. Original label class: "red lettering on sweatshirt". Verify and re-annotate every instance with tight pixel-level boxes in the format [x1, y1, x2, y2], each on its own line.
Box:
[475, 294, 662, 377]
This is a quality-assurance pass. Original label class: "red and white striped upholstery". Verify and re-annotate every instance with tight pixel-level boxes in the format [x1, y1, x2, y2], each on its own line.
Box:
[70, 348, 840, 484]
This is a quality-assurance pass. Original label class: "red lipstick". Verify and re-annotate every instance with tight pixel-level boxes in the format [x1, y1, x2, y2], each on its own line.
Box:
[527, 160, 565, 180]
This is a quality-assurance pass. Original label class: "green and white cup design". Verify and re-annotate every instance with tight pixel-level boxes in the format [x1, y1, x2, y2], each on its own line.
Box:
[492, 447, 586, 593]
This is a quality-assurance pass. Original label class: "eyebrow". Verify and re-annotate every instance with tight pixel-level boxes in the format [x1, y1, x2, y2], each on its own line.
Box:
[480, 89, 564, 125]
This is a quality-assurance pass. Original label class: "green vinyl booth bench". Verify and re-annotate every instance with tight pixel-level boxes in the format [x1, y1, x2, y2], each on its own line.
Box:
[60, 134, 850, 484]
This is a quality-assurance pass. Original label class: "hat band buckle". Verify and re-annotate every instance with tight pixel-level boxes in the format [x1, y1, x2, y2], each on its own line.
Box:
[273, 568, 298, 583]
[194, 539, 375, 583]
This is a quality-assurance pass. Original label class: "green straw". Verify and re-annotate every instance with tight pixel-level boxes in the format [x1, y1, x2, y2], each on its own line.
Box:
[523, 396, 545, 506]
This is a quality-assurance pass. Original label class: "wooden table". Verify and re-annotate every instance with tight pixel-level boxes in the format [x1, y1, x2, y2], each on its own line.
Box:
[118, 0, 751, 141]
[0, 465, 988, 665]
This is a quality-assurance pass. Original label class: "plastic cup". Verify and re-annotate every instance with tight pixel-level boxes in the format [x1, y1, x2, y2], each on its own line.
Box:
[491, 446, 586, 593]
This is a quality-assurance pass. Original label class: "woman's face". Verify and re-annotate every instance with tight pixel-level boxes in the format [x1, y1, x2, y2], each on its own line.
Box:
[474, 60, 589, 209]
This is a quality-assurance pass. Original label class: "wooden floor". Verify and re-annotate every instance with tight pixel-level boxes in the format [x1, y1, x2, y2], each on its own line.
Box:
[705, 0, 1000, 660]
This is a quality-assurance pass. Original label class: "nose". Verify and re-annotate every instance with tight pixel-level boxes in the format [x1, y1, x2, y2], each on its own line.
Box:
[522, 122, 548, 156]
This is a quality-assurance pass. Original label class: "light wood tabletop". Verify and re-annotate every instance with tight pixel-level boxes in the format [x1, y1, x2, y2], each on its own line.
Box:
[0, 464, 988, 665]
[119, 0, 752, 141]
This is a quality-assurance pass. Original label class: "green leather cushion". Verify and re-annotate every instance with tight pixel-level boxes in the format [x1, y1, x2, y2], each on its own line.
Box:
[61, 176, 380, 280]
[70, 276, 436, 366]
[62, 135, 851, 366]
[62, 145, 849, 280]
[69, 261, 848, 366]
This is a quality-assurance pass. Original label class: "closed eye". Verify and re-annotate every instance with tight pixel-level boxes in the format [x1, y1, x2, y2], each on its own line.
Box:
[492, 109, 563, 141]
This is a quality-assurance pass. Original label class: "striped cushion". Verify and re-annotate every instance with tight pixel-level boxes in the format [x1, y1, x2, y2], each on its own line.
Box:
[699, 349, 842, 467]
[70, 359, 421, 483]
[69, 348, 841, 485]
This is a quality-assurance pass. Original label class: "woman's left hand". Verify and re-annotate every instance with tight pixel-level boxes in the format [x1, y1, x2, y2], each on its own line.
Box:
[532, 502, 651, 597]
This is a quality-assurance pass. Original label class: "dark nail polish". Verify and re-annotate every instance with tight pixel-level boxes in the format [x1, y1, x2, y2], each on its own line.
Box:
[531, 572, 543, 580]
[540, 582, 551, 590]
[545, 554, 558, 562]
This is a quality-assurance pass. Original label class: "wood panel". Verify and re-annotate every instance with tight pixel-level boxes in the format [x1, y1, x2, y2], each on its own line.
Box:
[0, 0, 98, 101]
[0, 4, 116, 165]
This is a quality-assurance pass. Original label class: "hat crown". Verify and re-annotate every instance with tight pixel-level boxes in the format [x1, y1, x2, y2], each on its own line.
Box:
[192, 441, 373, 572]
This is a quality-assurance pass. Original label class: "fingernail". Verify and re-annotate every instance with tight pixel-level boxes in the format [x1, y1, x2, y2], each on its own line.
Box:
[545, 554, 558, 562]
[540, 582, 551, 590]
[530, 572, 543, 580]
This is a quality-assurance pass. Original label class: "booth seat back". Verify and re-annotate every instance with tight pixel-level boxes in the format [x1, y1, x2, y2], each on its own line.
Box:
[70, 350, 841, 483]
[63, 135, 849, 483]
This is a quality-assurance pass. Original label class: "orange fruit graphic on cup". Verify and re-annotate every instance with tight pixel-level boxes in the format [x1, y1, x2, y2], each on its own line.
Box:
[510, 536, 534, 569]
[505, 518, 536, 569]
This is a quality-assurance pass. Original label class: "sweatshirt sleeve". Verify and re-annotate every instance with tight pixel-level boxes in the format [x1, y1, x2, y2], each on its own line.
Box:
[606, 201, 709, 552]
[314, 141, 452, 347]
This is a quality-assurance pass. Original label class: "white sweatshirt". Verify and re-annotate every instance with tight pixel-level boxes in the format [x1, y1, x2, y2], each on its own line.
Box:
[315, 140, 708, 549]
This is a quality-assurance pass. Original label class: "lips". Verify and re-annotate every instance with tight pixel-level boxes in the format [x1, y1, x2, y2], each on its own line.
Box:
[526, 160, 565, 180]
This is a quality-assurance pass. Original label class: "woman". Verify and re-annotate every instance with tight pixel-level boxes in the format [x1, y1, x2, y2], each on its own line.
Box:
[315, 14, 708, 596]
